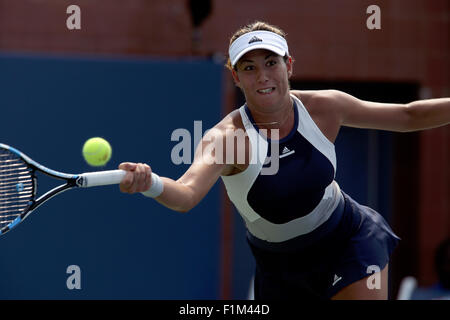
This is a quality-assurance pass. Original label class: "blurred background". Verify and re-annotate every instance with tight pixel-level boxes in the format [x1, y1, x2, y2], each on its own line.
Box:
[0, 0, 448, 299]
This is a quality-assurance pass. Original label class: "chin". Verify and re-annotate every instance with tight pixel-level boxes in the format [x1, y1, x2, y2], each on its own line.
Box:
[254, 92, 284, 107]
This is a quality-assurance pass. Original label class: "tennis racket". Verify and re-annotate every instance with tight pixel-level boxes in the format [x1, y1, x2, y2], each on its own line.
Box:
[0, 143, 126, 236]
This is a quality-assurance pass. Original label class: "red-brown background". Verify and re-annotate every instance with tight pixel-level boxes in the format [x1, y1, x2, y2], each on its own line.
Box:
[1, 0, 448, 298]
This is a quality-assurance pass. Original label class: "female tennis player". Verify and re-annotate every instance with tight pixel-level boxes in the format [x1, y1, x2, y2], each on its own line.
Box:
[119, 21, 450, 300]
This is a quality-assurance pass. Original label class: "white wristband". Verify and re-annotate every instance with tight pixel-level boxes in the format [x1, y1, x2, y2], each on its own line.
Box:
[141, 172, 164, 198]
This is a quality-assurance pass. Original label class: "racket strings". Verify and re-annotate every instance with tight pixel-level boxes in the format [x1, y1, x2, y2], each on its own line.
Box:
[0, 152, 34, 228]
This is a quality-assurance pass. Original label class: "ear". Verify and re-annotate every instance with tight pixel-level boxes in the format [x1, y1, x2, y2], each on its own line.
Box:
[286, 56, 293, 78]
[231, 69, 241, 88]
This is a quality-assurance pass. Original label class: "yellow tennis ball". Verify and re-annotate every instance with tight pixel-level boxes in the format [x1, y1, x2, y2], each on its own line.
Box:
[82, 137, 112, 167]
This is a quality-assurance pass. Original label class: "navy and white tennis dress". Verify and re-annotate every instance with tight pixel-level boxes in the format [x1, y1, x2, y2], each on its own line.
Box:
[221, 94, 400, 299]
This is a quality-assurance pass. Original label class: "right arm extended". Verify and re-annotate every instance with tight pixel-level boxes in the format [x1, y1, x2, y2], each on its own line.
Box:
[119, 127, 233, 212]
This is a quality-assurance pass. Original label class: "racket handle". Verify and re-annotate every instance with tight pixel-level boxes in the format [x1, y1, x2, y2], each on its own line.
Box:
[80, 170, 126, 187]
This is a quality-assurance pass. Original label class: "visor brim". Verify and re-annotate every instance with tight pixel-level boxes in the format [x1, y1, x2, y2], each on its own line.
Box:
[231, 44, 286, 67]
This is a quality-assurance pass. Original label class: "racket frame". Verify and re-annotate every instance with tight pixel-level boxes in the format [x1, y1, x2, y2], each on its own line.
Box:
[0, 143, 81, 235]
[0, 143, 125, 236]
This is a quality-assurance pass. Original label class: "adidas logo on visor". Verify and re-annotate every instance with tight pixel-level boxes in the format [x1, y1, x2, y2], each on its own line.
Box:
[248, 36, 263, 44]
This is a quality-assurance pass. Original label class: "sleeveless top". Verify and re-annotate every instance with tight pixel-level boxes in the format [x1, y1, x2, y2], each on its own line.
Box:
[221, 94, 343, 243]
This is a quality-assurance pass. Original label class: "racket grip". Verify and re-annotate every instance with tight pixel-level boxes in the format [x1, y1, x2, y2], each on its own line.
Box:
[80, 170, 126, 187]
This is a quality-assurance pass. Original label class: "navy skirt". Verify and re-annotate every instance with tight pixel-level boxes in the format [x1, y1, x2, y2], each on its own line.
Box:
[247, 190, 400, 300]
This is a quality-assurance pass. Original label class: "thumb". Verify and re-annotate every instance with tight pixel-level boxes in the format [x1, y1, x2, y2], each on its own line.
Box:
[119, 162, 137, 171]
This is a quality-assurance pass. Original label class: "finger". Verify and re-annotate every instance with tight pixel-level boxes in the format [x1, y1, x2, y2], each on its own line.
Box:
[119, 171, 135, 193]
[119, 162, 137, 171]
[136, 163, 147, 191]
[143, 164, 151, 191]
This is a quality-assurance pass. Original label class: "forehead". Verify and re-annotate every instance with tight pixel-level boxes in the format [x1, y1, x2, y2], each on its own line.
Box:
[239, 49, 280, 62]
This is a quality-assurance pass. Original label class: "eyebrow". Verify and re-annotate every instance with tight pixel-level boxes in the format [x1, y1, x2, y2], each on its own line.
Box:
[239, 53, 276, 64]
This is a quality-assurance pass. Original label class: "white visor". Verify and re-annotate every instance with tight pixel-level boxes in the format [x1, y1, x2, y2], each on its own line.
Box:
[229, 30, 289, 67]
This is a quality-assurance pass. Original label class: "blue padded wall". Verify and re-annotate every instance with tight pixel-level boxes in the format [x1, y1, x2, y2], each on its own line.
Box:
[0, 53, 223, 299]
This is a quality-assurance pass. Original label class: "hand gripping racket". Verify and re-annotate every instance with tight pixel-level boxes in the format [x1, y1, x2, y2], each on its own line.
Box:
[0, 143, 126, 236]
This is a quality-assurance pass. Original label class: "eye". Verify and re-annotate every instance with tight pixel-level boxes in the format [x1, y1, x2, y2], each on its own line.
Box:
[266, 60, 277, 67]
[243, 65, 255, 71]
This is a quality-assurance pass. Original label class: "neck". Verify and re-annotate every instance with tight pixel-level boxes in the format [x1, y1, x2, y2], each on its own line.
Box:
[247, 96, 293, 128]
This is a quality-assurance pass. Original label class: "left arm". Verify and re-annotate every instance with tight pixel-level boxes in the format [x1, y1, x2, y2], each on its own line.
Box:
[405, 98, 450, 131]
[324, 90, 450, 132]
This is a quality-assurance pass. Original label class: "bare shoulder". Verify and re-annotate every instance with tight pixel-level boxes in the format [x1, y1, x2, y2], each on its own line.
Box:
[210, 109, 247, 141]
[212, 109, 250, 176]
[215, 109, 244, 131]
[290, 90, 343, 143]
[292, 88, 414, 132]
[291, 89, 342, 114]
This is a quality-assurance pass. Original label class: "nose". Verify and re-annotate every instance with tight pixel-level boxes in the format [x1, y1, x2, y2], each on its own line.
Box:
[256, 68, 269, 83]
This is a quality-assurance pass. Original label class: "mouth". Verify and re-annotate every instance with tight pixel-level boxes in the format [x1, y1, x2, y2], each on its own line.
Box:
[257, 87, 275, 95]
